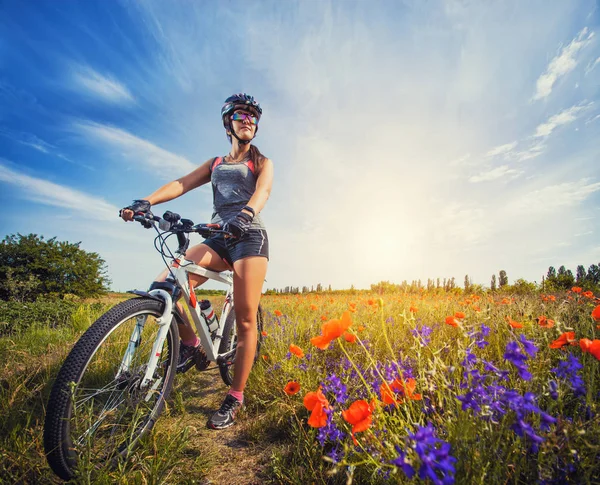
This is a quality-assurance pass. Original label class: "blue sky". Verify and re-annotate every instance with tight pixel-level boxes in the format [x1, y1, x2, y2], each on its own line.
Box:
[1, 0, 599, 292]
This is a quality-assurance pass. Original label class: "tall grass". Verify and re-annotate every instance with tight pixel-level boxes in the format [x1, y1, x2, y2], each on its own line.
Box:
[2, 291, 599, 483]
[248, 291, 600, 484]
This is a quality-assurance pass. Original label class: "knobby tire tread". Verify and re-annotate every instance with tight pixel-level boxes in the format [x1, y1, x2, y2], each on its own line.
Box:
[43, 297, 177, 481]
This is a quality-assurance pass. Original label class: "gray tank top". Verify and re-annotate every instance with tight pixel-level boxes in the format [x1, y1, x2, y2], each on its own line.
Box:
[209, 156, 266, 230]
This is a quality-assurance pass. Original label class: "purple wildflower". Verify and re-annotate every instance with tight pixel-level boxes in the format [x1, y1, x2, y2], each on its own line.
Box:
[504, 339, 532, 381]
[409, 422, 457, 485]
[391, 445, 415, 478]
[552, 354, 586, 398]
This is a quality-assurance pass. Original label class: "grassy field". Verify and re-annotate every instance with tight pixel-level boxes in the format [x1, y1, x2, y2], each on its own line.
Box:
[1, 289, 600, 484]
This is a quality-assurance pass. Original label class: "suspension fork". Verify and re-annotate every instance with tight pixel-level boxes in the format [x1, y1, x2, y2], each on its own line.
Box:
[115, 290, 174, 388]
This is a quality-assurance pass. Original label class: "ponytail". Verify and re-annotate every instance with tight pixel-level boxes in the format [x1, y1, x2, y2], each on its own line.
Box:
[249, 144, 267, 174]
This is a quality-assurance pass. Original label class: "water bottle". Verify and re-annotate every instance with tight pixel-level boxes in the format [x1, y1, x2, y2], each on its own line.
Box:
[200, 300, 219, 332]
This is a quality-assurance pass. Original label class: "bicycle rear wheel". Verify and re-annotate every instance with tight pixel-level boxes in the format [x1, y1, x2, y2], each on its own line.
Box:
[218, 304, 264, 386]
[43, 297, 179, 480]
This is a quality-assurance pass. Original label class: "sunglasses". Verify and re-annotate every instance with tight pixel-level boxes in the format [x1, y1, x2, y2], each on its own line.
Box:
[231, 112, 258, 125]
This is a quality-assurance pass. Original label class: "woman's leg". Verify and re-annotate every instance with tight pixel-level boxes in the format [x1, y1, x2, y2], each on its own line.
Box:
[206, 255, 267, 429]
[230, 256, 268, 392]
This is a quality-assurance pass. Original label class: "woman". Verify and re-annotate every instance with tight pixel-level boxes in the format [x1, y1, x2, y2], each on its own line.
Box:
[120, 93, 272, 429]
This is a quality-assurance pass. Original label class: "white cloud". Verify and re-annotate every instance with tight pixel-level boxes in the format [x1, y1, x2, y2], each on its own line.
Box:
[0, 160, 119, 220]
[469, 165, 523, 183]
[71, 64, 134, 103]
[508, 179, 600, 214]
[513, 141, 546, 162]
[448, 154, 474, 167]
[74, 121, 196, 175]
[485, 141, 517, 158]
[585, 56, 600, 74]
[532, 27, 594, 101]
[0, 127, 54, 153]
[585, 113, 600, 124]
[534, 104, 590, 137]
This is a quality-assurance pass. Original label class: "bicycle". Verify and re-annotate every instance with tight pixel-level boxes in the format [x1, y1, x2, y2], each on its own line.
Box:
[43, 210, 264, 481]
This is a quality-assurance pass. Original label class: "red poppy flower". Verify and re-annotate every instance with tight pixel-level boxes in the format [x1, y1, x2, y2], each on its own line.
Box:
[572, 287, 582, 293]
[454, 311, 466, 319]
[445, 316, 459, 327]
[589, 340, 600, 360]
[261, 330, 268, 337]
[289, 344, 305, 358]
[274, 310, 283, 317]
[583, 291, 594, 298]
[507, 317, 523, 329]
[409, 306, 418, 313]
[550, 332, 577, 349]
[580, 338, 593, 353]
[304, 388, 330, 428]
[380, 377, 422, 405]
[310, 311, 353, 350]
[342, 400, 374, 445]
[592, 305, 600, 322]
[343, 332, 357, 343]
[284, 381, 301, 395]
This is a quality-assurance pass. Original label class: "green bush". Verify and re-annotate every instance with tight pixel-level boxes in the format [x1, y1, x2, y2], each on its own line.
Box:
[0, 299, 78, 336]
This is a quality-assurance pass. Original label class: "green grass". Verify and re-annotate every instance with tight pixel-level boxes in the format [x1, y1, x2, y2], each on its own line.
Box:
[1, 291, 599, 483]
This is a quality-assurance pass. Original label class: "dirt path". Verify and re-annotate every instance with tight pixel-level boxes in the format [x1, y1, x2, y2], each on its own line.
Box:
[167, 368, 275, 485]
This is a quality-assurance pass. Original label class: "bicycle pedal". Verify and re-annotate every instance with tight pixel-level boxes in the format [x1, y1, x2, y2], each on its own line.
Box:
[194, 352, 210, 371]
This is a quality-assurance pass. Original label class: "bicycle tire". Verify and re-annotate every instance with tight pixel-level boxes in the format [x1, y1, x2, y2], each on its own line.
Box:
[43, 297, 179, 480]
[218, 304, 264, 386]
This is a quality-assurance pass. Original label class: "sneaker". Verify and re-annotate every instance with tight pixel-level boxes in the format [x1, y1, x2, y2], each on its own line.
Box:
[176, 342, 200, 374]
[207, 394, 243, 429]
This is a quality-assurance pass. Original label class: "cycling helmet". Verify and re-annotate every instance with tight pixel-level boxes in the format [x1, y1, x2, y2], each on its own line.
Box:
[221, 93, 262, 145]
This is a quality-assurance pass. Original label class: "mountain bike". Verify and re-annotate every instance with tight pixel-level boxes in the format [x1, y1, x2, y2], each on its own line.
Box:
[43, 210, 264, 481]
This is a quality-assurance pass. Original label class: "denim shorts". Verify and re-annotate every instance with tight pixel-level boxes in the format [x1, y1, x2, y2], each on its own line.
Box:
[202, 229, 269, 266]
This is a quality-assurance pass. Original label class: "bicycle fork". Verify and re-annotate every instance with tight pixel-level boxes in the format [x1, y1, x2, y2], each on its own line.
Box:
[116, 290, 174, 394]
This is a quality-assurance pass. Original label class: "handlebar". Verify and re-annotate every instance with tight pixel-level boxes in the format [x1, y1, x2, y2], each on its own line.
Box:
[130, 210, 232, 239]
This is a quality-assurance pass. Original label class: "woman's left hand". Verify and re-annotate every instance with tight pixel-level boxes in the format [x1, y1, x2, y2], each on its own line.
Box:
[224, 211, 253, 238]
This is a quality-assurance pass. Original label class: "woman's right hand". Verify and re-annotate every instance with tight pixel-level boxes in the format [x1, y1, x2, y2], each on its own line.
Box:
[119, 199, 151, 221]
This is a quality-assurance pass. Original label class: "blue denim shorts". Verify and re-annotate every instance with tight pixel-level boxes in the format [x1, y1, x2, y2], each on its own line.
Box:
[202, 229, 269, 266]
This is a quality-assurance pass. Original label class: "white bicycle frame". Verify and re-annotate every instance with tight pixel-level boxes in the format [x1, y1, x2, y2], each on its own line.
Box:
[116, 257, 235, 390]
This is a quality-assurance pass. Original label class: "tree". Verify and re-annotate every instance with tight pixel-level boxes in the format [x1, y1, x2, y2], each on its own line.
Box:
[547, 266, 556, 279]
[554, 265, 575, 290]
[464, 274, 470, 292]
[0, 234, 110, 301]
[576, 265, 586, 283]
[499, 270, 508, 288]
[587, 264, 600, 285]
[491, 274, 497, 291]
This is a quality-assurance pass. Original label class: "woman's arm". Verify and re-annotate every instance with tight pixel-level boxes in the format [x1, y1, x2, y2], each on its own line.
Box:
[143, 158, 213, 205]
[243, 158, 273, 217]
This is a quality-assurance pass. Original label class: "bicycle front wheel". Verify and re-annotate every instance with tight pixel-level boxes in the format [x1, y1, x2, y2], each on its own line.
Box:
[43, 297, 179, 481]
[218, 304, 264, 386]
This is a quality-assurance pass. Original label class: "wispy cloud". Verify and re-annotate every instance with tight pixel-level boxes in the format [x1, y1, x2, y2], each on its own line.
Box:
[0, 127, 54, 153]
[532, 27, 594, 101]
[508, 179, 600, 214]
[585, 56, 600, 74]
[469, 165, 523, 183]
[534, 103, 591, 137]
[74, 121, 196, 175]
[585, 113, 600, 124]
[0, 160, 118, 220]
[71, 64, 134, 103]
[513, 141, 546, 162]
[485, 142, 518, 158]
